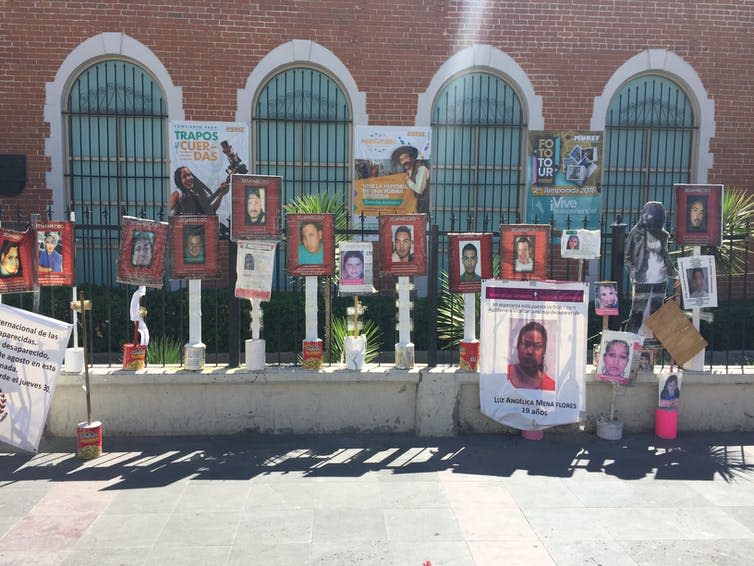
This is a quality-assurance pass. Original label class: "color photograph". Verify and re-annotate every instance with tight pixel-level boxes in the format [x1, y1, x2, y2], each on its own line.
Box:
[378, 214, 427, 276]
[168, 215, 220, 280]
[674, 184, 723, 246]
[448, 233, 493, 293]
[229, 174, 282, 241]
[500, 224, 550, 280]
[286, 213, 335, 276]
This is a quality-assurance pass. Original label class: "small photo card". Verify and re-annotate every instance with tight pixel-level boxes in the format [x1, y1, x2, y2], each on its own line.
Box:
[500, 224, 550, 280]
[448, 233, 493, 294]
[229, 174, 282, 241]
[169, 215, 220, 280]
[379, 214, 427, 276]
[678, 255, 718, 309]
[286, 213, 335, 276]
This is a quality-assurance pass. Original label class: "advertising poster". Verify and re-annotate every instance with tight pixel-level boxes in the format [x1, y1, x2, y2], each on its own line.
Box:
[235, 240, 277, 301]
[596, 330, 644, 385]
[500, 224, 550, 281]
[338, 241, 376, 296]
[0, 228, 35, 294]
[0, 303, 72, 453]
[526, 131, 603, 232]
[674, 184, 723, 247]
[116, 217, 169, 288]
[353, 126, 431, 222]
[448, 233, 493, 294]
[378, 214, 427, 276]
[678, 255, 718, 309]
[35, 221, 75, 287]
[229, 174, 282, 241]
[168, 215, 220, 280]
[168, 121, 250, 232]
[479, 280, 589, 430]
[286, 213, 335, 277]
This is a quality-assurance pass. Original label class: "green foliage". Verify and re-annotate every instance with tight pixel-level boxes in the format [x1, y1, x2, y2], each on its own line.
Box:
[716, 187, 754, 275]
[328, 316, 384, 364]
[148, 335, 183, 364]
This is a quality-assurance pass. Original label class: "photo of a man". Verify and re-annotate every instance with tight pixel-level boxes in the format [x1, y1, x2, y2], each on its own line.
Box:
[507, 321, 555, 391]
[514, 236, 534, 272]
[391, 145, 430, 214]
[130, 231, 154, 268]
[38, 231, 63, 273]
[392, 226, 414, 263]
[460, 242, 481, 282]
[687, 196, 707, 232]
[183, 226, 205, 264]
[298, 220, 324, 264]
[244, 187, 266, 225]
[687, 267, 707, 298]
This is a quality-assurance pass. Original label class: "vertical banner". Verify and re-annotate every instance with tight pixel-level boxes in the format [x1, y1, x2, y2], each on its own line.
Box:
[168, 121, 250, 232]
[353, 126, 431, 224]
[526, 131, 603, 232]
[235, 240, 277, 301]
[480, 280, 589, 430]
[0, 304, 72, 452]
[35, 221, 75, 287]
[338, 241, 376, 296]
[116, 217, 169, 288]
[0, 228, 35, 294]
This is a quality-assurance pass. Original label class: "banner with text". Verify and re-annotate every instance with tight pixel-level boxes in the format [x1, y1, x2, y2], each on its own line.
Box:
[0, 304, 72, 453]
[480, 280, 589, 430]
[526, 131, 603, 233]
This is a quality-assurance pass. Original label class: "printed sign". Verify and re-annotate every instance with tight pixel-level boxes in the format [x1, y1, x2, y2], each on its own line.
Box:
[35, 221, 75, 287]
[235, 240, 277, 301]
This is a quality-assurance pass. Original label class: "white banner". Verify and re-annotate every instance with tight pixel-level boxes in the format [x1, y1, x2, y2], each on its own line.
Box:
[480, 280, 588, 430]
[235, 240, 277, 301]
[169, 121, 250, 230]
[0, 304, 72, 452]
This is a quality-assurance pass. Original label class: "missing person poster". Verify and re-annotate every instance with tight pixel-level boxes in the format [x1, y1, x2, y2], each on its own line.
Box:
[338, 241, 376, 296]
[354, 126, 431, 223]
[0, 303, 72, 453]
[235, 240, 277, 301]
[35, 221, 75, 287]
[0, 228, 35, 294]
[674, 184, 723, 247]
[678, 255, 718, 309]
[526, 131, 603, 233]
[116, 217, 169, 288]
[168, 121, 250, 231]
[479, 280, 589, 430]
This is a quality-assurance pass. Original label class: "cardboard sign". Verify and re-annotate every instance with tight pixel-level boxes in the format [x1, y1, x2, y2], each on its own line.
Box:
[645, 300, 707, 364]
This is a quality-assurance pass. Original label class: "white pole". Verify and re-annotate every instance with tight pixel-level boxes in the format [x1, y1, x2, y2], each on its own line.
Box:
[398, 276, 410, 344]
[305, 276, 318, 340]
[686, 245, 704, 371]
[463, 293, 475, 341]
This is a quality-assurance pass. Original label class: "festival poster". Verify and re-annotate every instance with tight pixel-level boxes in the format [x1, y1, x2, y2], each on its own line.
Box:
[479, 280, 589, 430]
[674, 184, 723, 247]
[678, 255, 718, 309]
[338, 241, 376, 296]
[229, 174, 282, 241]
[560, 228, 601, 260]
[0, 228, 35, 294]
[168, 121, 250, 232]
[168, 215, 220, 280]
[286, 213, 335, 277]
[0, 303, 72, 453]
[116, 217, 169, 288]
[596, 330, 644, 385]
[35, 221, 75, 287]
[378, 214, 427, 276]
[448, 233, 493, 294]
[526, 131, 603, 233]
[500, 224, 550, 281]
[235, 240, 277, 301]
[353, 126, 431, 224]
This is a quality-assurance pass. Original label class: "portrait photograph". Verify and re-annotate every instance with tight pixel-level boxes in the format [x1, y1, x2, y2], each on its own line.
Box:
[448, 233, 493, 294]
[594, 280, 620, 316]
[0, 228, 35, 294]
[230, 174, 282, 241]
[596, 330, 643, 385]
[169, 214, 219, 280]
[674, 183, 723, 246]
[286, 213, 335, 277]
[338, 241, 376, 296]
[35, 220, 75, 287]
[506, 318, 557, 392]
[678, 255, 718, 309]
[500, 224, 550, 281]
[117, 217, 169, 288]
[560, 228, 601, 260]
[658, 372, 682, 408]
[378, 214, 427, 276]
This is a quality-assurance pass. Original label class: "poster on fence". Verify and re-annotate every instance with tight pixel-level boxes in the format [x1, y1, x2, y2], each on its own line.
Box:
[448, 233, 493, 294]
[235, 240, 277, 301]
[168, 215, 220, 280]
[338, 241, 376, 296]
[0, 303, 72, 453]
[479, 279, 589, 430]
[116, 217, 169, 288]
[168, 121, 250, 233]
[526, 131, 603, 233]
[0, 228, 35, 294]
[229, 174, 282, 241]
[678, 255, 718, 309]
[35, 221, 75, 287]
[674, 183, 723, 247]
[353, 126, 431, 223]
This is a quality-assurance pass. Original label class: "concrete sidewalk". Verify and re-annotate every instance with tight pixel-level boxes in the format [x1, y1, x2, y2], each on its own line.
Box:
[1, 432, 753, 565]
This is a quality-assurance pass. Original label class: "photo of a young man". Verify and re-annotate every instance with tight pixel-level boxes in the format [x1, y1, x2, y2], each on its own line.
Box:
[392, 225, 414, 263]
[183, 226, 205, 264]
[460, 242, 481, 282]
[514, 236, 534, 272]
[687, 196, 707, 232]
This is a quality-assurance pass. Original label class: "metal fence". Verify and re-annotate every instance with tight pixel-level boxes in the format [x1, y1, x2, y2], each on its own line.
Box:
[2, 206, 751, 372]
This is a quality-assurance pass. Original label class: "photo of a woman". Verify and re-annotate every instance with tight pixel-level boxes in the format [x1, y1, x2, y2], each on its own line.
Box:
[0, 240, 21, 277]
[659, 374, 680, 408]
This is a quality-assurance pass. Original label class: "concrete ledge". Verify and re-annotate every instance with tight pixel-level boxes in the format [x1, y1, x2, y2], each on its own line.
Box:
[47, 365, 754, 437]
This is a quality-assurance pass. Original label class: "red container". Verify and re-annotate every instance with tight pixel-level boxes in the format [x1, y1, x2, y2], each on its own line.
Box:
[655, 408, 678, 439]
[302, 339, 323, 370]
[123, 344, 146, 370]
[77, 421, 103, 460]
[459, 340, 479, 371]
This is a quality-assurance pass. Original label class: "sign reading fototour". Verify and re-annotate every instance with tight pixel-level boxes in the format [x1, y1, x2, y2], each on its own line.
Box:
[0, 304, 72, 453]
[479, 280, 589, 430]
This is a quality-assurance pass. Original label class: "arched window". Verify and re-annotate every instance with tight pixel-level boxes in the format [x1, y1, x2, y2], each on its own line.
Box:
[254, 67, 351, 205]
[602, 74, 695, 222]
[431, 72, 526, 232]
[65, 60, 168, 285]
